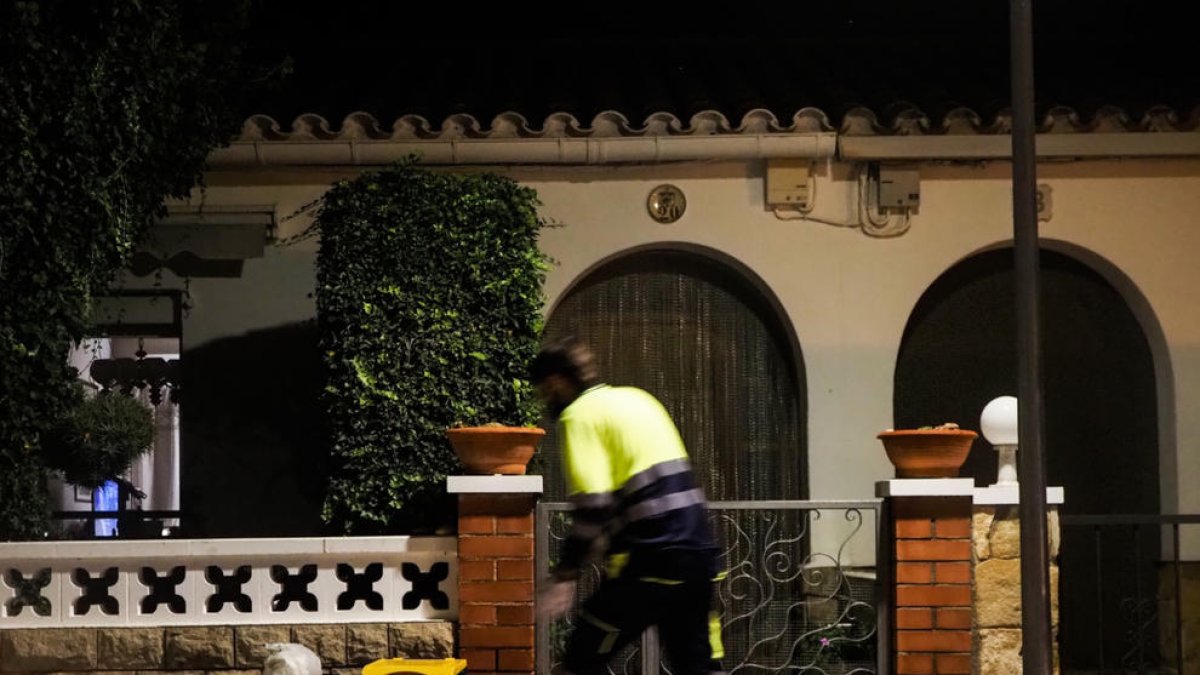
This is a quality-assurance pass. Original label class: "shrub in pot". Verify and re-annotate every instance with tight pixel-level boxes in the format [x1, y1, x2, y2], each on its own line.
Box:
[43, 386, 154, 489]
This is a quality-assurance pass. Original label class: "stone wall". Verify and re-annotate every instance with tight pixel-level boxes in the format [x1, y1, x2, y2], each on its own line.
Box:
[0, 622, 453, 675]
[971, 506, 1061, 675]
[1159, 561, 1200, 675]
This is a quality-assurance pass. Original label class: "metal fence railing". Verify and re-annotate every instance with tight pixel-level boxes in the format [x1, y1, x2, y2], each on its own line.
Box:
[1059, 513, 1200, 674]
[536, 500, 885, 675]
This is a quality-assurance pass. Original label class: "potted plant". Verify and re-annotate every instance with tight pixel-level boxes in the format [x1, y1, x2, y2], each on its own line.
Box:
[446, 422, 545, 475]
[877, 422, 977, 478]
[443, 353, 547, 476]
[43, 385, 154, 493]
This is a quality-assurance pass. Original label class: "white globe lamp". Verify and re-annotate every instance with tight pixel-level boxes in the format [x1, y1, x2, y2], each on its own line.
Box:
[980, 396, 1019, 486]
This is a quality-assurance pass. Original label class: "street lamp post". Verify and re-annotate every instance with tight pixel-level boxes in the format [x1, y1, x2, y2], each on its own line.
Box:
[1009, 0, 1054, 672]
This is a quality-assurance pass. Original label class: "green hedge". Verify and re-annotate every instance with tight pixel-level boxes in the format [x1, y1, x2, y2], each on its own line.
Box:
[314, 161, 549, 533]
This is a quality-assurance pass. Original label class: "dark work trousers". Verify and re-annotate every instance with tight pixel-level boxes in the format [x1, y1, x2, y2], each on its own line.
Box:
[562, 547, 723, 675]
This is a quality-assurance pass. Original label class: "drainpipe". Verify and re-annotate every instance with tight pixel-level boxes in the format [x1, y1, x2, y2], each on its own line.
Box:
[207, 133, 838, 167]
[1010, 0, 1054, 673]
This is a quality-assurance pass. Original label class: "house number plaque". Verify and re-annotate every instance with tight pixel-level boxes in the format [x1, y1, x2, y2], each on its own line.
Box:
[647, 184, 686, 223]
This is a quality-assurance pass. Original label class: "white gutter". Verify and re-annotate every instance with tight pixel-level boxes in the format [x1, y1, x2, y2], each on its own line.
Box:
[839, 132, 1200, 160]
[207, 133, 839, 167]
[206, 131, 1200, 167]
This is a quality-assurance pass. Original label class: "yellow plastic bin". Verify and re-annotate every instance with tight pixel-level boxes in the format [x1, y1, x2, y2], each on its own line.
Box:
[361, 658, 468, 675]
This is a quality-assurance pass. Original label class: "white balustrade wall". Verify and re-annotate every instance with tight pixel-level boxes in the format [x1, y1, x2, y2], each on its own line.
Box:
[0, 536, 457, 628]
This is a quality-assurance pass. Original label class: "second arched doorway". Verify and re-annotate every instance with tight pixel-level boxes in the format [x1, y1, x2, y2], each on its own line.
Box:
[894, 246, 1161, 671]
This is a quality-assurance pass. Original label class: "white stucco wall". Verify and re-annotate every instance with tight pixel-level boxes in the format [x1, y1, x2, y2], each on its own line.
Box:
[165, 157, 1200, 557]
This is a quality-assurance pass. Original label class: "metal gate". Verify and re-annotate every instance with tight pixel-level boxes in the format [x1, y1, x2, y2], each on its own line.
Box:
[536, 500, 886, 675]
[1059, 513, 1200, 674]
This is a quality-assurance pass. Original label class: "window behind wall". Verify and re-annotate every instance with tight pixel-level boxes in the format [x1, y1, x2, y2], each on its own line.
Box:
[58, 290, 184, 538]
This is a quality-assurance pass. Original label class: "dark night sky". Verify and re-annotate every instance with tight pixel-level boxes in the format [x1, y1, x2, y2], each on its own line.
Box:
[238, 1, 1198, 126]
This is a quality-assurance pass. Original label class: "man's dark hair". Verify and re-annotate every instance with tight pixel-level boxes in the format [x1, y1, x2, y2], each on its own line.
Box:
[529, 336, 601, 388]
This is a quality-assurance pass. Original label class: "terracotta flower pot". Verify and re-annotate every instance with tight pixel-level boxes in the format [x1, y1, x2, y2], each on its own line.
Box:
[446, 425, 546, 475]
[877, 428, 978, 478]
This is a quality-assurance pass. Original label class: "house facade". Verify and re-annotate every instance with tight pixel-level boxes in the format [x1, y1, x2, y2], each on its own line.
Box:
[152, 104, 1196, 526]
[62, 99, 1193, 672]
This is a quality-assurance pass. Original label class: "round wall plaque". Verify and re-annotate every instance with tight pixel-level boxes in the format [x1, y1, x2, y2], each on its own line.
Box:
[646, 184, 686, 223]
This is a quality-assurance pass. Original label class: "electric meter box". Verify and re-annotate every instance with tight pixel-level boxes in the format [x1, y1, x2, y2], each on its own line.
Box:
[877, 166, 920, 208]
[766, 160, 811, 208]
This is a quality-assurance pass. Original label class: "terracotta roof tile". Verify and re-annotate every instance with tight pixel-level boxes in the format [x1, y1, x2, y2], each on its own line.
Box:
[238, 5, 1200, 140]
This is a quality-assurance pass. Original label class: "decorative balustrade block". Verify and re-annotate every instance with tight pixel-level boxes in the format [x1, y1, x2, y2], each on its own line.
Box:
[0, 537, 455, 628]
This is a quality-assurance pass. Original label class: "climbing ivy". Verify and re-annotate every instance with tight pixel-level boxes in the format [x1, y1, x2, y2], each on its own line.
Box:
[312, 160, 549, 533]
[0, 0, 260, 539]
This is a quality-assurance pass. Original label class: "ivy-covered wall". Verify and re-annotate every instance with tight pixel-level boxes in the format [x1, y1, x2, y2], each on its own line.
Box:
[0, 0, 256, 539]
[313, 162, 549, 534]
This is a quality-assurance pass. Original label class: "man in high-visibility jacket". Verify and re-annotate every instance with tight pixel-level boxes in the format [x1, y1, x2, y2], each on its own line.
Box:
[530, 336, 724, 675]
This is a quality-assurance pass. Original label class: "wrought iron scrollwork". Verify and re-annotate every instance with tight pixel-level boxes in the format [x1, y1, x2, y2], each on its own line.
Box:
[1118, 595, 1159, 670]
[713, 507, 876, 675]
[537, 502, 880, 675]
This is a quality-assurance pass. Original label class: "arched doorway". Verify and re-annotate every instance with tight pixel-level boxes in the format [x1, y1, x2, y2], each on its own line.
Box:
[539, 246, 806, 502]
[894, 247, 1160, 670]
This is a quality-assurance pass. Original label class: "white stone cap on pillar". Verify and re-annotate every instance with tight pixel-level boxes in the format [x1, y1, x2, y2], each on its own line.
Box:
[875, 478, 975, 498]
[973, 485, 1065, 505]
[447, 475, 544, 494]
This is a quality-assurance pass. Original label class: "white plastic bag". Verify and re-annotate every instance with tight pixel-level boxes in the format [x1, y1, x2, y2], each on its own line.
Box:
[263, 642, 322, 675]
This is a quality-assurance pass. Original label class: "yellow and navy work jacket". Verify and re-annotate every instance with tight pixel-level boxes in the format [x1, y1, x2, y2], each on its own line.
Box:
[553, 384, 715, 580]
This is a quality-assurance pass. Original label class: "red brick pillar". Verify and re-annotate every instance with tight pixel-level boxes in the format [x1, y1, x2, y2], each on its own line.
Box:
[448, 476, 543, 675]
[879, 479, 975, 675]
